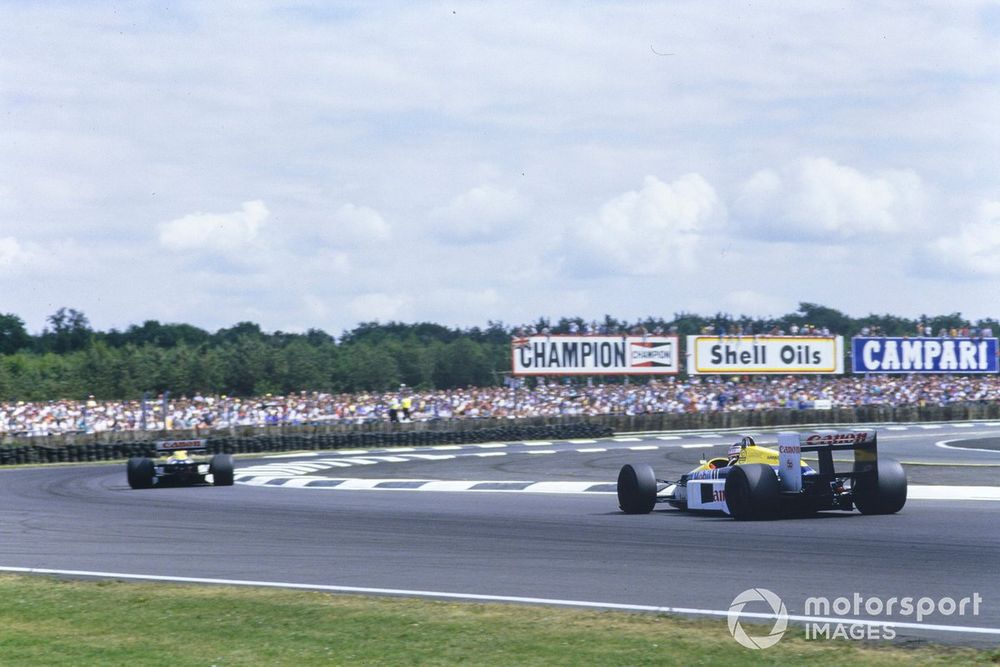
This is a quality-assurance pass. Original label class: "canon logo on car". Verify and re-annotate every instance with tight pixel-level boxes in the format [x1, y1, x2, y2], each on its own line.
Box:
[778, 445, 801, 454]
[805, 432, 870, 445]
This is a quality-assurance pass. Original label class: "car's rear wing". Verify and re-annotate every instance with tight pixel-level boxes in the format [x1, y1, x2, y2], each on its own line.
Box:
[776, 429, 877, 492]
[155, 439, 208, 454]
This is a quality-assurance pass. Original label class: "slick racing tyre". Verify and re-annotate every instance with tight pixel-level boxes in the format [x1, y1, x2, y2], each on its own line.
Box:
[853, 458, 907, 515]
[210, 453, 235, 486]
[617, 463, 657, 514]
[126, 457, 155, 489]
[724, 464, 780, 521]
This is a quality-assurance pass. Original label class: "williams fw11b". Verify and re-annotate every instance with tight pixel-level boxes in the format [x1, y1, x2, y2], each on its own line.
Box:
[617, 429, 906, 520]
[126, 439, 235, 489]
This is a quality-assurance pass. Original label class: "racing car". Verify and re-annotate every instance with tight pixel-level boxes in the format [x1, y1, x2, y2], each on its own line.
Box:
[616, 429, 906, 520]
[126, 439, 234, 489]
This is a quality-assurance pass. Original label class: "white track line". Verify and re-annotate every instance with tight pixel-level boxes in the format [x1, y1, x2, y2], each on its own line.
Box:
[935, 439, 1000, 455]
[234, 477, 1000, 501]
[1, 566, 998, 637]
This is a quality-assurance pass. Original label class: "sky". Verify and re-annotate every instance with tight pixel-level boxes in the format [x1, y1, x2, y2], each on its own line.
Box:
[2, 1, 1000, 336]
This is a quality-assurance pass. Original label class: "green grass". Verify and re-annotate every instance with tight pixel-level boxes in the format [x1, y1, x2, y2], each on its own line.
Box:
[0, 575, 996, 665]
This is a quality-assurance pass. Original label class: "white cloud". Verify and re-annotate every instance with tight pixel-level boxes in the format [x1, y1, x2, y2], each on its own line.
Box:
[328, 203, 391, 244]
[924, 201, 1000, 277]
[0, 237, 26, 270]
[733, 158, 925, 241]
[347, 292, 408, 322]
[159, 200, 269, 254]
[567, 174, 724, 276]
[722, 290, 791, 318]
[429, 185, 528, 244]
[0, 236, 61, 275]
[2, 4, 1000, 332]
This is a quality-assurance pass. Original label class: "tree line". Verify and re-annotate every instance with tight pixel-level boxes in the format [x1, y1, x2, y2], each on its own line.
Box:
[0, 304, 997, 401]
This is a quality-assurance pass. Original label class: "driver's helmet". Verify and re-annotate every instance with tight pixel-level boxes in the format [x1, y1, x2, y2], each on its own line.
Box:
[727, 436, 756, 465]
[167, 450, 190, 464]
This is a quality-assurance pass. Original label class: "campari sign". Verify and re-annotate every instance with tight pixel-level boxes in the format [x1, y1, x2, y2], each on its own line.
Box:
[852, 337, 999, 374]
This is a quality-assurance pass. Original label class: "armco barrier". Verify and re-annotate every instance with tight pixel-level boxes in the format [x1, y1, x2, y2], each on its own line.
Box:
[1, 401, 998, 465]
[0, 422, 614, 466]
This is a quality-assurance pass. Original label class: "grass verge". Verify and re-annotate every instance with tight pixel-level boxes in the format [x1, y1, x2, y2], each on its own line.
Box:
[0, 575, 997, 665]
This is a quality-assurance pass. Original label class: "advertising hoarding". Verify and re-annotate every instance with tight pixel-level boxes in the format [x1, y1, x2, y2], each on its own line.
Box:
[852, 337, 999, 373]
[687, 336, 844, 375]
[511, 335, 679, 376]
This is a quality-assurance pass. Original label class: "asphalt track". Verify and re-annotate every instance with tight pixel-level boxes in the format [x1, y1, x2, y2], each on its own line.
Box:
[2, 421, 1000, 648]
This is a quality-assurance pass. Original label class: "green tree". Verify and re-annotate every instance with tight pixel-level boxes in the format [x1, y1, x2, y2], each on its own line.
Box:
[38, 307, 92, 353]
[220, 335, 273, 396]
[433, 338, 493, 388]
[0, 313, 31, 354]
[338, 342, 400, 391]
[791, 303, 854, 334]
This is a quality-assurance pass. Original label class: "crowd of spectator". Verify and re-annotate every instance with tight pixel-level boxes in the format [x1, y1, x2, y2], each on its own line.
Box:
[513, 321, 995, 339]
[3, 374, 1000, 437]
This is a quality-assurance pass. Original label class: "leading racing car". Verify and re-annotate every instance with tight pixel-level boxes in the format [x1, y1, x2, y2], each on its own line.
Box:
[616, 429, 906, 520]
[126, 439, 235, 489]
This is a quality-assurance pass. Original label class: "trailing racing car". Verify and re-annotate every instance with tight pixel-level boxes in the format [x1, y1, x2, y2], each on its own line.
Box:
[126, 439, 235, 489]
[616, 429, 906, 520]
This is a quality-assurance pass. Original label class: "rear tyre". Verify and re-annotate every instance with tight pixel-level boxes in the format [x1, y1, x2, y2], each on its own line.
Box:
[126, 457, 155, 489]
[853, 458, 907, 515]
[210, 454, 235, 486]
[724, 464, 779, 520]
[617, 463, 657, 514]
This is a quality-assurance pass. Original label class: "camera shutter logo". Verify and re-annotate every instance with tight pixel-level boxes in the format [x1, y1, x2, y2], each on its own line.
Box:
[727, 588, 788, 649]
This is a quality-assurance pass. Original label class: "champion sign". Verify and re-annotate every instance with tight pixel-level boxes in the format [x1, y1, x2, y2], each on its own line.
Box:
[511, 336, 679, 376]
[852, 337, 999, 374]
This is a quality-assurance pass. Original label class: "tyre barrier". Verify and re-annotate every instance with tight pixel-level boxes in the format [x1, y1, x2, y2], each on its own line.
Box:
[0, 422, 614, 466]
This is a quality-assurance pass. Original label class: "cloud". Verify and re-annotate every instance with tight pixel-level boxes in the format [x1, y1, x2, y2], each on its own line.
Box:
[733, 158, 925, 241]
[429, 185, 528, 244]
[0, 236, 60, 275]
[347, 292, 408, 322]
[328, 203, 391, 244]
[0, 237, 27, 270]
[923, 201, 1000, 277]
[566, 174, 724, 276]
[721, 289, 792, 317]
[159, 200, 269, 254]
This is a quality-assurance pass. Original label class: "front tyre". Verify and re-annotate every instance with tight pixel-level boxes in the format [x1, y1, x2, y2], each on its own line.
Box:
[853, 458, 907, 515]
[724, 464, 779, 521]
[126, 457, 155, 489]
[210, 454, 235, 486]
[617, 463, 657, 514]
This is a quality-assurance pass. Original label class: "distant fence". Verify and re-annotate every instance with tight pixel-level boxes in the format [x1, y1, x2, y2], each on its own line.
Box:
[0, 422, 612, 466]
[1, 401, 998, 465]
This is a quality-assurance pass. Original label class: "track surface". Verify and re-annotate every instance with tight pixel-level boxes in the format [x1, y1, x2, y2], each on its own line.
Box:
[2, 422, 999, 647]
